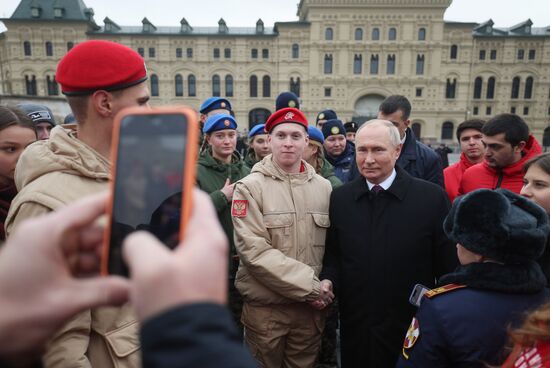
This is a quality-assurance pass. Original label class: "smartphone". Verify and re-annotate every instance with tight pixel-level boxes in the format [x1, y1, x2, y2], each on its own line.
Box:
[102, 106, 198, 276]
[408, 284, 430, 307]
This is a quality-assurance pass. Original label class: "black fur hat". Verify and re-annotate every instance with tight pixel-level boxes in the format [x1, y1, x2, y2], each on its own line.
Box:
[444, 189, 549, 264]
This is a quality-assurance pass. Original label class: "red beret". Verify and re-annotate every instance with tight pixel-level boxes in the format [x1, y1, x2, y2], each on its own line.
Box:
[265, 107, 308, 133]
[56, 40, 147, 96]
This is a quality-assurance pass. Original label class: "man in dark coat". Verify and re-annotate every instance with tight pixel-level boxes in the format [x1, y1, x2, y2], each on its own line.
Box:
[320, 119, 457, 367]
[378, 95, 443, 187]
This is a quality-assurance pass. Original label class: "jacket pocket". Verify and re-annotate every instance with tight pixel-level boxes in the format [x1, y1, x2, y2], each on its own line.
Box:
[310, 213, 330, 268]
[263, 212, 294, 252]
[311, 213, 330, 246]
[104, 321, 140, 366]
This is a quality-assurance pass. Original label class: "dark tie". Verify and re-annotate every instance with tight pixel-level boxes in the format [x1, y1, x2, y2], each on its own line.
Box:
[371, 185, 384, 194]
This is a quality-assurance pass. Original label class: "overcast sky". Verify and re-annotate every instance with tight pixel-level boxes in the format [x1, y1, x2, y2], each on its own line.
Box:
[2, 0, 550, 28]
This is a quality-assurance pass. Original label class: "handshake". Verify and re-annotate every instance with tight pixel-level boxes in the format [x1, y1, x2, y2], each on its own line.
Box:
[309, 279, 335, 310]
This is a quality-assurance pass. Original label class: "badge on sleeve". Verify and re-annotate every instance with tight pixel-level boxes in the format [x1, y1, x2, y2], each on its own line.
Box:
[402, 317, 420, 359]
[232, 200, 248, 217]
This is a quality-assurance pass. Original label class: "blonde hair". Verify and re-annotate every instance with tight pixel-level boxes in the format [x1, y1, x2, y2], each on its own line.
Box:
[502, 303, 550, 367]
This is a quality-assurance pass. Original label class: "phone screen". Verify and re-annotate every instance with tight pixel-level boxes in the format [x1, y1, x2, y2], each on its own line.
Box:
[108, 113, 188, 275]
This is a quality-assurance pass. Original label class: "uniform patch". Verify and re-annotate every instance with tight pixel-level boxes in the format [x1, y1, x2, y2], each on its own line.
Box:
[288, 100, 296, 107]
[221, 101, 226, 108]
[402, 317, 420, 359]
[232, 200, 248, 217]
[331, 126, 340, 135]
[318, 113, 325, 120]
[224, 119, 231, 127]
[284, 112, 295, 120]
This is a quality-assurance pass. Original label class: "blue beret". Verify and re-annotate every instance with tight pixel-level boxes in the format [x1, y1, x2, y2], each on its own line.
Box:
[203, 114, 237, 134]
[322, 119, 346, 139]
[316, 109, 337, 123]
[275, 92, 300, 111]
[308, 126, 324, 144]
[199, 97, 232, 115]
[248, 124, 266, 138]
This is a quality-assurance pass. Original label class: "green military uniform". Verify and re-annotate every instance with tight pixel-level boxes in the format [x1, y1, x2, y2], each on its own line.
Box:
[319, 156, 343, 188]
[196, 149, 250, 267]
[243, 148, 260, 170]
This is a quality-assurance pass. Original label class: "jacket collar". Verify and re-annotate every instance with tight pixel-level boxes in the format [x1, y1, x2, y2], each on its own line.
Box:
[398, 127, 417, 161]
[352, 165, 412, 202]
[458, 152, 479, 171]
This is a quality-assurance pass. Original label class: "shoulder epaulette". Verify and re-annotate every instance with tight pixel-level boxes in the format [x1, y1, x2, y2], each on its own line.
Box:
[424, 284, 466, 299]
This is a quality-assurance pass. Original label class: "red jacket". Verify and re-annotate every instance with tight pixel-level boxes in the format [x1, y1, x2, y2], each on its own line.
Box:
[443, 153, 477, 202]
[459, 135, 541, 195]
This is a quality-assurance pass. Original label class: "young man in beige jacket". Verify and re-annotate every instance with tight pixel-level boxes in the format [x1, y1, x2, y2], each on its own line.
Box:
[232, 107, 333, 368]
[5, 40, 150, 367]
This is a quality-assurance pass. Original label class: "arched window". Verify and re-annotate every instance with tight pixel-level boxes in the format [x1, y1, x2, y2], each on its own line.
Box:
[487, 77, 495, 99]
[511, 77, 520, 99]
[355, 28, 363, 41]
[212, 75, 220, 97]
[262, 75, 271, 98]
[416, 54, 424, 75]
[450, 45, 458, 59]
[25, 75, 37, 95]
[175, 74, 183, 97]
[473, 77, 482, 99]
[372, 28, 380, 40]
[370, 54, 379, 74]
[325, 27, 333, 41]
[387, 54, 395, 75]
[412, 122, 422, 139]
[388, 28, 397, 40]
[292, 44, 299, 59]
[250, 75, 258, 97]
[23, 41, 31, 56]
[225, 75, 233, 97]
[418, 28, 426, 41]
[188, 74, 196, 96]
[525, 76, 534, 99]
[441, 122, 454, 140]
[353, 54, 362, 74]
[445, 78, 456, 99]
[324, 54, 333, 74]
[249, 108, 271, 129]
[290, 77, 300, 97]
[46, 75, 58, 96]
[151, 74, 159, 96]
[45, 41, 53, 56]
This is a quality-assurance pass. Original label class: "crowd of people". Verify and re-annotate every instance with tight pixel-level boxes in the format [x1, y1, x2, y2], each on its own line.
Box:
[2, 38, 550, 368]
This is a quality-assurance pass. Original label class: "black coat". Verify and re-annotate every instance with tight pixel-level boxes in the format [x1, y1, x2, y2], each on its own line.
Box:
[398, 127, 444, 187]
[140, 303, 256, 368]
[320, 166, 458, 367]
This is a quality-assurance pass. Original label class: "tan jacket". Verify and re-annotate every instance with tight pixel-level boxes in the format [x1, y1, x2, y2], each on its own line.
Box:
[232, 155, 332, 305]
[6, 126, 140, 367]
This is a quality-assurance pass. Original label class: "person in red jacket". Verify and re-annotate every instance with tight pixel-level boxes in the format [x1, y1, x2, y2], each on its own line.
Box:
[443, 119, 485, 202]
[459, 113, 541, 195]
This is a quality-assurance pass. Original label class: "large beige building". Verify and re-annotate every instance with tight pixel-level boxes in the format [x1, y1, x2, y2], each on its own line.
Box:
[1, 0, 550, 144]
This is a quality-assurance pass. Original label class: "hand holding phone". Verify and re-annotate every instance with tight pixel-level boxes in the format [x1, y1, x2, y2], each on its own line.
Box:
[102, 106, 198, 276]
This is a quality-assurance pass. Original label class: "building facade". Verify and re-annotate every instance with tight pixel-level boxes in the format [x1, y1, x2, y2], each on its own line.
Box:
[1, 0, 550, 144]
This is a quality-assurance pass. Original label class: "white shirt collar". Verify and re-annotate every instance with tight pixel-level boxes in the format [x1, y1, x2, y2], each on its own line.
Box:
[400, 130, 407, 145]
[366, 168, 397, 191]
